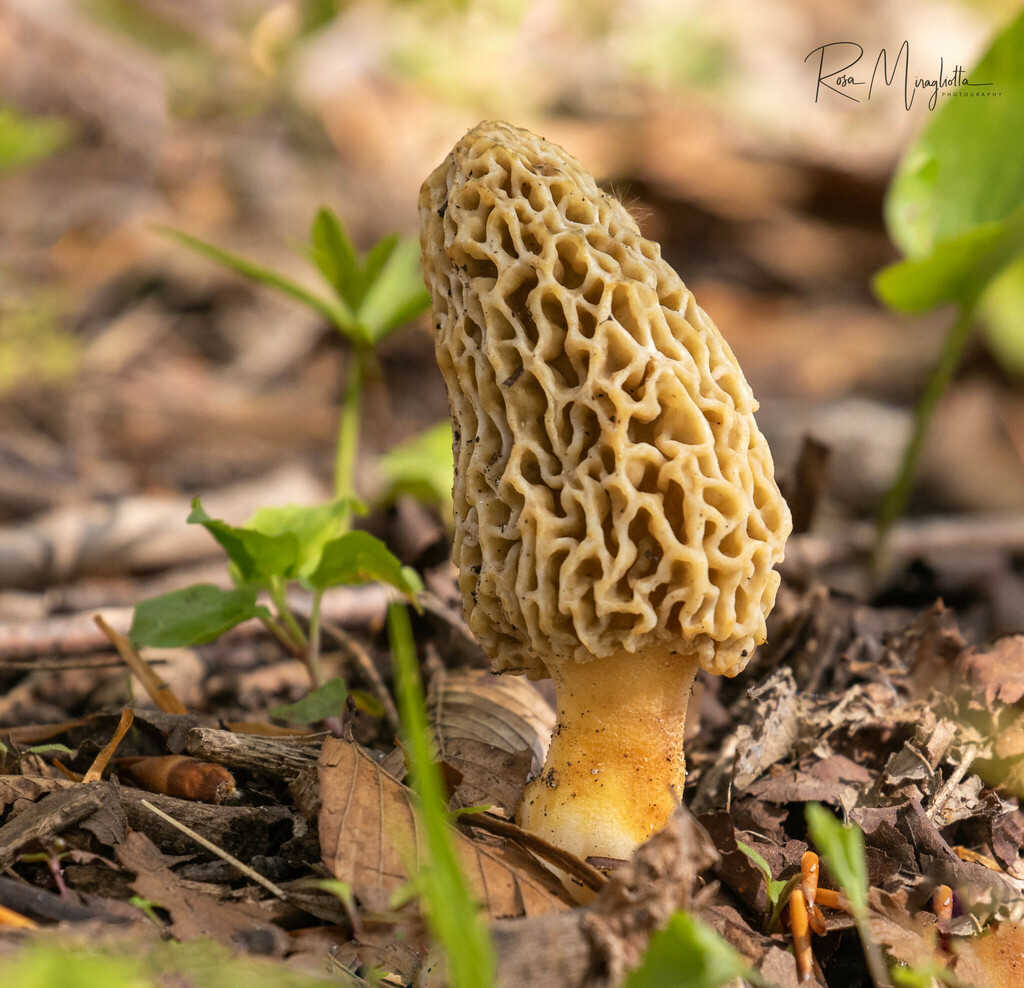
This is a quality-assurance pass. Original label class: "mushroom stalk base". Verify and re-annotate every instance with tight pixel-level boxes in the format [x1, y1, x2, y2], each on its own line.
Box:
[518, 648, 700, 870]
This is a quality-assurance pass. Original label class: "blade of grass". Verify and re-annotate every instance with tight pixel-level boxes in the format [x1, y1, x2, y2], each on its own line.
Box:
[387, 602, 495, 988]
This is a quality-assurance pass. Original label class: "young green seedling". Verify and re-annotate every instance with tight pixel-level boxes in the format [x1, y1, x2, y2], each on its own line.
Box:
[130, 496, 421, 711]
[160, 207, 446, 510]
[873, 9, 1024, 557]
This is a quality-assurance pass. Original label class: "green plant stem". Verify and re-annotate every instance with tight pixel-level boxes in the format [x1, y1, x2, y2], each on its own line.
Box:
[269, 578, 316, 685]
[334, 352, 365, 513]
[854, 915, 895, 988]
[387, 602, 494, 988]
[259, 613, 304, 657]
[874, 304, 975, 565]
[306, 589, 324, 689]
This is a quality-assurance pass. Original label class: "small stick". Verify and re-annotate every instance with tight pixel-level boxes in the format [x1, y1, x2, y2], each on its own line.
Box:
[139, 798, 287, 901]
[456, 811, 607, 893]
[83, 708, 134, 782]
[93, 615, 187, 715]
[185, 727, 320, 782]
[927, 745, 979, 820]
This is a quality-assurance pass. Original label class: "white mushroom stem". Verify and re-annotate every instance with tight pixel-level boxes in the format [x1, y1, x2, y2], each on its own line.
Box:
[518, 648, 700, 869]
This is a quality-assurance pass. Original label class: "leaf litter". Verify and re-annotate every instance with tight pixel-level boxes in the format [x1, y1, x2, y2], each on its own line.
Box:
[1, 574, 1022, 988]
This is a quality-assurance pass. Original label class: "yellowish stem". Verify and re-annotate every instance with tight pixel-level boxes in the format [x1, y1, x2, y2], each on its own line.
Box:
[518, 648, 699, 868]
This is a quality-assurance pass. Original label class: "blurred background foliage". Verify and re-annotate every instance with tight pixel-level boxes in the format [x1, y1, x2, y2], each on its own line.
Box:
[0, 0, 1022, 604]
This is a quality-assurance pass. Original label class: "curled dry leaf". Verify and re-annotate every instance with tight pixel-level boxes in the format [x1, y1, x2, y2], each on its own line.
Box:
[426, 667, 554, 815]
[317, 737, 573, 919]
[429, 668, 555, 775]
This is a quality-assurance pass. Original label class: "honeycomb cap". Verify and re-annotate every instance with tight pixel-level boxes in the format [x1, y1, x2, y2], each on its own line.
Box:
[420, 121, 791, 680]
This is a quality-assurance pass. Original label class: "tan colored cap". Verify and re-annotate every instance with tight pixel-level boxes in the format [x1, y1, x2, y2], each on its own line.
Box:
[420, 121, 791, 680]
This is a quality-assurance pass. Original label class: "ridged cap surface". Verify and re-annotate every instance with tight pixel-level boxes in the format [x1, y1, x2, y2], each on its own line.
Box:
[420, 121, 791, 678]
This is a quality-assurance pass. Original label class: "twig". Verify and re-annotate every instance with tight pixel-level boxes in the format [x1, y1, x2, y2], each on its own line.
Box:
[0, 902, 38, 929]
[93, 614, 187, 715]
[83, 708, 134, 783]
[139, 798, 287, 901]
[0, 585, 389, 662]
[927, 744, 980, 821]
[456, 811, 607, 893]
[185, 726, 321, 782]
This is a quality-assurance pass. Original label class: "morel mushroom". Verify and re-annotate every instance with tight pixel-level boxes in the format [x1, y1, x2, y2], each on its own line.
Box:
[419, 122, 791, 868]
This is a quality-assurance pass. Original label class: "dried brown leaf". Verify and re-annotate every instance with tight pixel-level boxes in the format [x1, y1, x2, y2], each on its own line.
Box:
[317, 737, 573, 919]
[429, 668, 554, 776]
[115, 830, 285, 950]
[732, 669, 804, 789]
[0, 775, 73, 813]
[865, 887, 939, 970]
[959, 637, 1024, 707]
[441, 737, 532, 816]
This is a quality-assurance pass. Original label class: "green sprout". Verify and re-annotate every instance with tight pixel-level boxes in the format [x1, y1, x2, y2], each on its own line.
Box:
[873, 9, 1024, 557]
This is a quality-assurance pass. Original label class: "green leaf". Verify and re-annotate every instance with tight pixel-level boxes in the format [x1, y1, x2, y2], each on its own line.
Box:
[874, 207, 1024, 312]
[309, 208, 361, 304]
[735, 840, 773, 884]
[307, 530, 423, 599]
[623, 911, 751, 988]
[388, 602, 495, 988]
[6, 942, 146, 988]
[158, 226, 357, 336]
[361, 234, 400, 296]
[377, 421, 454, 521]
[356, 236, 431, 343]
[349, 689, 385, 718]
[308, 877, 357, 915]
[885, 8, 1024, 259]
[978, 254, 1024, 376]
[188, 497, 298, 583]
[0, 106, 70, 174]
[130, 584, 270, 648]
[243, 498, 364, 579]
[736, 839, 788, 921]
[805, 803, 868, 919]
[25, 743, 73, 756]
[270, 677, 348, 724]
[891, 961, 964, 988]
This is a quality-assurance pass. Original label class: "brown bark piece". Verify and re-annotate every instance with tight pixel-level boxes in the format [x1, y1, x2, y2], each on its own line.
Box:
[118, 788, 292, 860]
[0, 781, 124, 868]
[185, 726, 321, 782]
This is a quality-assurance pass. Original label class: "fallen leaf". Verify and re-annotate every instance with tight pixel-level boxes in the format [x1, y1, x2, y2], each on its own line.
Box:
[115, 830, 285, 951]
[441, 737, 532, 816]
[317, 737, 573, 919]
[959, 637, 1024, 707]
[731, 669, 804, 789]
[429, 668, 555, 777]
